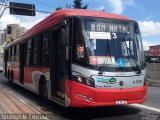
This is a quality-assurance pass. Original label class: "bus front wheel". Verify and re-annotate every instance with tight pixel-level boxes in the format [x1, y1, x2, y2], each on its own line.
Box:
[39, 79, 48, 102]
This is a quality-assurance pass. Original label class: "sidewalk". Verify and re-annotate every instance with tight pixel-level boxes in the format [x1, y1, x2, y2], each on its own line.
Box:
[148, 79, 160, 87]
[0, 82, 41, 114]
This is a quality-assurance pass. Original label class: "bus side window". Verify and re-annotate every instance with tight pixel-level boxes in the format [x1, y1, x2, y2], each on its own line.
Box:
[40, 32, 49, 67]
[26, 39, 32, 66]
[15, 44, 19, 61]
[32, 37, 38, 66]
[73, 18, 87, 63]
[9, 47, 11, 61]
[38, 35, 42, 66]
[11, 46, 15, 61]
[8, 48, 11, 61]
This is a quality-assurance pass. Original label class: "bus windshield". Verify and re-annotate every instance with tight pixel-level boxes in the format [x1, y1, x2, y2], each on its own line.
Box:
[73, 17, 145, 71]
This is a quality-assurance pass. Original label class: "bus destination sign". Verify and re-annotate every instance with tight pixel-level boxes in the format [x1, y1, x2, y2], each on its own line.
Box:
[87, 22, 130, 33]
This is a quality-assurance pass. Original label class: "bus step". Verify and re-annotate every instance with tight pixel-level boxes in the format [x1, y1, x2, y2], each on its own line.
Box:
[56, 91, 65, 98]
[51, 96, 64, 105]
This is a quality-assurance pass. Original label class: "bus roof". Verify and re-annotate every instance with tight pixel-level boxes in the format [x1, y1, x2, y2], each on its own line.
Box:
[6, 9, 131, 48]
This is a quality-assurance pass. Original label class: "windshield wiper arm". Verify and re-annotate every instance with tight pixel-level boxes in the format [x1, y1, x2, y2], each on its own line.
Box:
[132, 59, 141, 74]
[124, 38, 141, 74]
[98, 65, 103, 74]
[98, 39, 112, 74]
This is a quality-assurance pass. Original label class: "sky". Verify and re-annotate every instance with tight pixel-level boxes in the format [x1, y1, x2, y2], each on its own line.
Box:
[0, 0, 160, 50]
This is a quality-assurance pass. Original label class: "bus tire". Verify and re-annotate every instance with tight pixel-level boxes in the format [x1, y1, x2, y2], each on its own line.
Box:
[39, 77, 48, 102]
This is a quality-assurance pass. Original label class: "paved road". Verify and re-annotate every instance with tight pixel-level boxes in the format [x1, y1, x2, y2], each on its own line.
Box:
[0, 73, 159, 120]
[144, 86, 160, 109]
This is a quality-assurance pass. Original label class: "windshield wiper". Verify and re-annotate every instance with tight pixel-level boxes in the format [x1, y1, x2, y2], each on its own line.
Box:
[132, 59, 141, 74]
[124, 37, 141, 74]
[98, 39, 112, 74]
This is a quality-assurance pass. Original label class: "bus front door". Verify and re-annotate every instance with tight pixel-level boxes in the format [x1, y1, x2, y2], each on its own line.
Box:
[50, 28, 67, 101]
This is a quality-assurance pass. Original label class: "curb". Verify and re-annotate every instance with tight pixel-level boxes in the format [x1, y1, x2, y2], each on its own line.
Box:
[148, 84, 160, 87]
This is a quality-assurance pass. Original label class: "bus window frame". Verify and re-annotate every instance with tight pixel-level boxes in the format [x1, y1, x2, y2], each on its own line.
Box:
[41, 31, 50, 67]
[32, 36, 39, 67]
[11, 46, 15, 61]
[26, 38, 32, 66]
[25, 30, 50, 68]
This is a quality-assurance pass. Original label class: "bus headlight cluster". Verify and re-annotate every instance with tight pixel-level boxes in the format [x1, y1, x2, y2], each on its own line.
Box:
[75, 75, 95, 87]
[86, 78, 95, 87]
[76, 75, 83, 83]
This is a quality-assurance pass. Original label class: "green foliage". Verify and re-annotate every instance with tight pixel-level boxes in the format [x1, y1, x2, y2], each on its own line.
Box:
[56, 7, 62, 10]
[72, 0, 88, 9]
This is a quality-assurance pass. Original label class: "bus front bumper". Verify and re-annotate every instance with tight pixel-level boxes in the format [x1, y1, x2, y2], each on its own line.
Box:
[70, 81, 148, 107]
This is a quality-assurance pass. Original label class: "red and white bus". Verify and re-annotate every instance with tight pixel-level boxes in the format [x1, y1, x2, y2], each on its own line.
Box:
[4, 9, 148, 107]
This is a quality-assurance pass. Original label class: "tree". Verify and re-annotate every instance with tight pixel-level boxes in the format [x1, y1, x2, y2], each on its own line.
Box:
[66, 4, 72, 8]
[72, 0, 88, 9]
[56, 7, 62, 10]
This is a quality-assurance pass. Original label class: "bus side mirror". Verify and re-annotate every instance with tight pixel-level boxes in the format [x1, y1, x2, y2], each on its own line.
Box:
[60, 28, 67, 46]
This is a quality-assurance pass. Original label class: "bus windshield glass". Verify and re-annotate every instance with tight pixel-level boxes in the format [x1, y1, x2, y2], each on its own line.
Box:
[73, 17, 145, 71]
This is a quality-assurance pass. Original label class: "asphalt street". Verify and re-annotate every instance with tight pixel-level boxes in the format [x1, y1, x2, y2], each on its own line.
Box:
[0, 73, 159, 120]
[144, 86, 160, 109]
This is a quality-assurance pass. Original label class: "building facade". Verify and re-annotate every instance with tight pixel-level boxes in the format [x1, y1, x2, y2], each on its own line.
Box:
[5, 24, 27, 44]
[0, 24, 27, 65]
[0, 33, 5, 44]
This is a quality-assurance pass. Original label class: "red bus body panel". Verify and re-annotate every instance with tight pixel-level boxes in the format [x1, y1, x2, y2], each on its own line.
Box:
[7, 61, 49, 84]
[65, 80, 148, 107]
[24, 67, 49, 84]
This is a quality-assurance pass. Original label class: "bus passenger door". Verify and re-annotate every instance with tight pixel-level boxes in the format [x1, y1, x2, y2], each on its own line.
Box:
[50, 26, 69, 101]
[19, 43, 26, 84]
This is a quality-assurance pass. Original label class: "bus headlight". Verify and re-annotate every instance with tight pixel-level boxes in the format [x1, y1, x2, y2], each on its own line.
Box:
[76, 75, 83, 83]
[75, 75, 95, 87]
[86, 78, 95, 87]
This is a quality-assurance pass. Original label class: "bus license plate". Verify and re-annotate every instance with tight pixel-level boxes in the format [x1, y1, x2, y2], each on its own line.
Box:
[115, 100, 128, 105]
